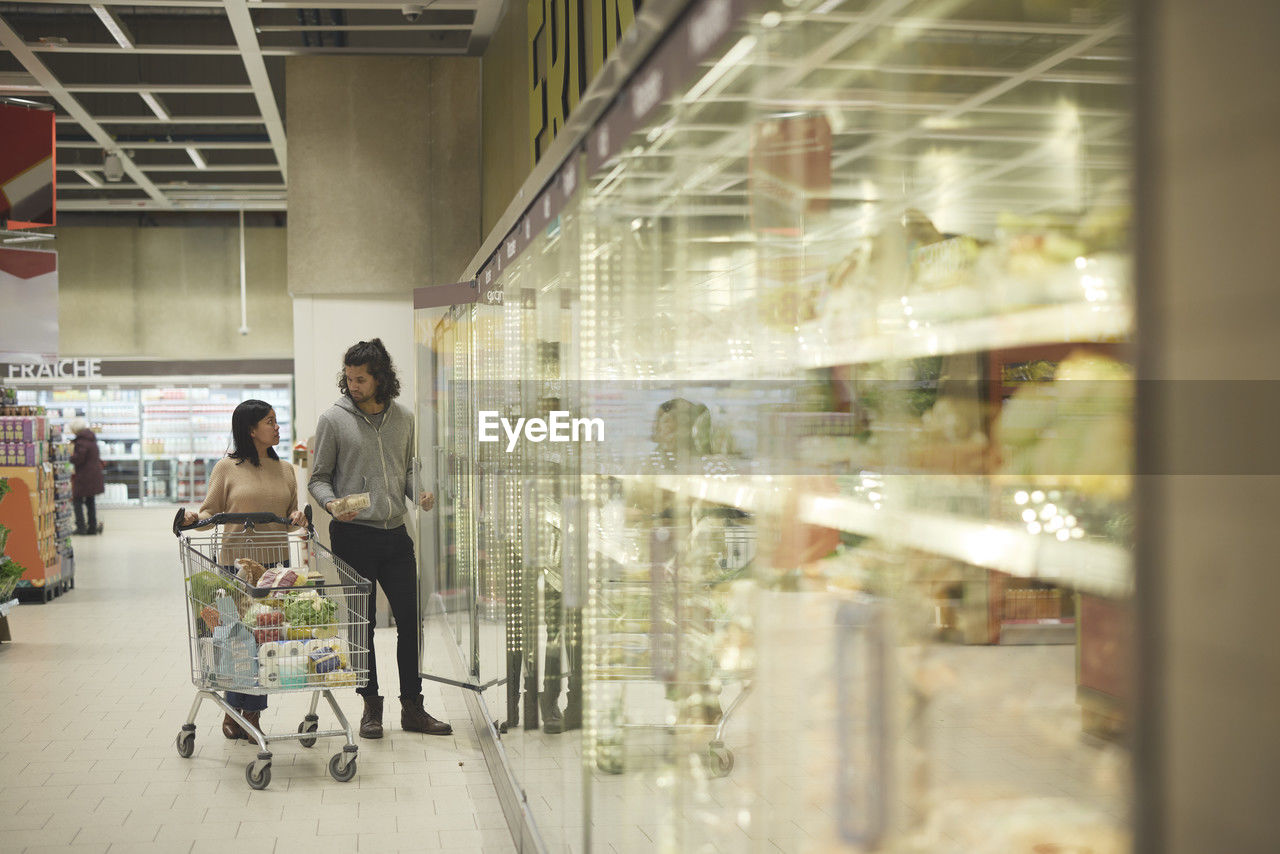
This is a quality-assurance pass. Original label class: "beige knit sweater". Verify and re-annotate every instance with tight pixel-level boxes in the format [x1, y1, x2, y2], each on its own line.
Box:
[198, 456, 299, 565]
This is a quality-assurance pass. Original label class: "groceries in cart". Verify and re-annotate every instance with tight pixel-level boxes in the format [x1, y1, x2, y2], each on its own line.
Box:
[192, 583, 359, 689]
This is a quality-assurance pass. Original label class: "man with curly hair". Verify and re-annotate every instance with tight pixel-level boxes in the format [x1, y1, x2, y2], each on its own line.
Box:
[308, 338, 452, 739]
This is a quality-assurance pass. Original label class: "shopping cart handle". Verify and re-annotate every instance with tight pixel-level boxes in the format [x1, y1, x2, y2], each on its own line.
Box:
[172, 510, 296, 537]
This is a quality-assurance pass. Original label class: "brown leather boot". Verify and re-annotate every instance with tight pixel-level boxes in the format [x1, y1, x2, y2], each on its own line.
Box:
[360, 695, 384, 739]
[241, 709, 262, 741]
[400, 694, 452, 735]
[541, 678, 564, 735]
[222, 712, 246, 740]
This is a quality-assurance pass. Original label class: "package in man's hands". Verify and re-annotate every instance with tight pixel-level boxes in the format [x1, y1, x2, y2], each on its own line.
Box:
[330, 493, 371, 516]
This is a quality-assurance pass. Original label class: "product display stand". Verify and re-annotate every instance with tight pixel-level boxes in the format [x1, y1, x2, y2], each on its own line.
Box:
[51, 440, 75, 591]
[0, 473, 64, 603]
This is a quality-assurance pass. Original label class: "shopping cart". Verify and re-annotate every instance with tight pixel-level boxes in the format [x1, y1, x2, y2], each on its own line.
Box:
[171, 507, 371, 790]
[595, 515, 755, 779]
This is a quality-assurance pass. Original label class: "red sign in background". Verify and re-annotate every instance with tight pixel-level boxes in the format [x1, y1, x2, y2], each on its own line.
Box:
[0, 102, 56, 229]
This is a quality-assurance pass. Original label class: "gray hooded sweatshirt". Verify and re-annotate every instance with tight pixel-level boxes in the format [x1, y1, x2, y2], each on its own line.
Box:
[308, 395, 416, 530]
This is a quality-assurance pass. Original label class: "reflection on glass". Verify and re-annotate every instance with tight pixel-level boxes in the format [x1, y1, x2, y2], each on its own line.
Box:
[424, 0, 1134, 851]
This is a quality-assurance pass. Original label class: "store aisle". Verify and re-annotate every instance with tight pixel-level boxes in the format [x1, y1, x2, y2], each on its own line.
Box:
[0, 508, 514, 854]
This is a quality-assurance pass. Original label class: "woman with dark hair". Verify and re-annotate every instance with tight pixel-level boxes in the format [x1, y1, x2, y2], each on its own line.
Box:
[181, 399, 307, 740]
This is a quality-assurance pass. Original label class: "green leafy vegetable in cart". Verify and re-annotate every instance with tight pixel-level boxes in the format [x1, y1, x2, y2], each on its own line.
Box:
[187, 570, 229, 607]
[282, 589, 337, 627]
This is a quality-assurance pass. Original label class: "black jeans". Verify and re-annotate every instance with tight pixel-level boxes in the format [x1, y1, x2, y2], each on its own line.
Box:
[73, 495, 96, 533]
[329, 521, 422, 699]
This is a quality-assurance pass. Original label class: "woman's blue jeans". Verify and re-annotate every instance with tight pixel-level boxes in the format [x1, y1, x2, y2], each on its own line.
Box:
[221, 560, 279, 713]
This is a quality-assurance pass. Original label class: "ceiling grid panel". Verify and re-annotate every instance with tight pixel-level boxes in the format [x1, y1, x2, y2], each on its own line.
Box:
[222, 0, 288, 180]
[0, 10, 171, 207]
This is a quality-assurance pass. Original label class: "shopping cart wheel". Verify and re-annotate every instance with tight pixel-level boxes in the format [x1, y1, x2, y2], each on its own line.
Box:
[328, 752, 357, 783]
[298, 720, 319, 748]
[245, 758, 272, 790]
[706, 743, 734, 777]
[175, 732, 195, 759]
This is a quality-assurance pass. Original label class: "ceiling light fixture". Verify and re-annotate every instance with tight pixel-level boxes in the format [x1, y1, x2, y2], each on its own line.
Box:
[186, 147, 207, 169]
[90, 4, 134, 50]
[103, 152, 125, 182]
[0, 95, 48, 108]
[139, 91, 169, 121]
[74, 169, 103, 188]
[683, 36, 756, 104]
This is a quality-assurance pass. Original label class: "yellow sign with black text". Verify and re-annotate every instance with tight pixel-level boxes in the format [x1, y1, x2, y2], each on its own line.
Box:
[529, 0, 640, 165]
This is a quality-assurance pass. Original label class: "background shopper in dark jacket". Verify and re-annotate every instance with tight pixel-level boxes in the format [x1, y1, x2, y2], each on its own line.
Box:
[69, 417, 104, 535]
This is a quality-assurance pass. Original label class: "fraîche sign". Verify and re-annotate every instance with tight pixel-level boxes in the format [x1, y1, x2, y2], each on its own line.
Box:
[6, 358, 102, 379]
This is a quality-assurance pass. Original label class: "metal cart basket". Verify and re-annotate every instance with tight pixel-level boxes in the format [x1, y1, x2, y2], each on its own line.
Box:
[171, 508, 371, 789]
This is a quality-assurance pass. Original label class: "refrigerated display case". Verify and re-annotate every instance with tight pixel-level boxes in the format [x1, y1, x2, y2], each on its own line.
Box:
[420, 0, 1135, 851]
[14, 378, 293, 506]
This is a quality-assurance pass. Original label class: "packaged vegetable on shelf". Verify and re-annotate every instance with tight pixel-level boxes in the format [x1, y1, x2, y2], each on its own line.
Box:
[994, 351, 1133, 501]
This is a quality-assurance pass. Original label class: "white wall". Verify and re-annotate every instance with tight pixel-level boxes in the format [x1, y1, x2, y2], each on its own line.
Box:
[293, 294, 416, 628]
[291, 294, 416, 460]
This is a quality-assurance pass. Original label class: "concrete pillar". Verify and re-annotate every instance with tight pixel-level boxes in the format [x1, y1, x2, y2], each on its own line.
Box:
[1137, 1, 1280, 851]
[286, 55, 482, 297]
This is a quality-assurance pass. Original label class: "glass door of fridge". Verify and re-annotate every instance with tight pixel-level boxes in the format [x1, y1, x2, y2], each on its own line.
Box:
[569, 0, 1135, 850]
[737, 3, 1135, 851]
[420, 302, 480, 685]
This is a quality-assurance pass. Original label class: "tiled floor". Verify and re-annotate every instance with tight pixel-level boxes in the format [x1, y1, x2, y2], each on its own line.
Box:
[0, 507, 516, 854]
